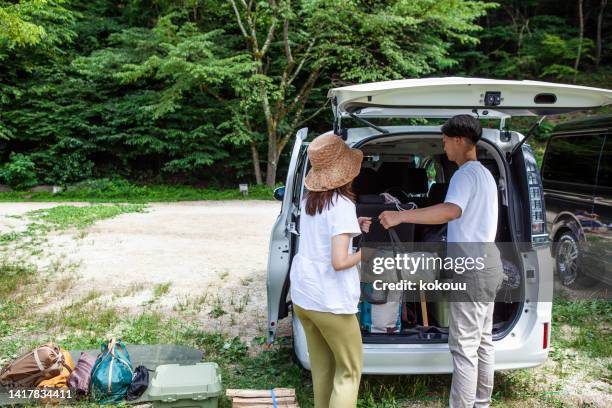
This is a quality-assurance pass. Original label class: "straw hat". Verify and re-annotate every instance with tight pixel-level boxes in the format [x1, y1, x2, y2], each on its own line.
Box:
[304, 134, 363, 192]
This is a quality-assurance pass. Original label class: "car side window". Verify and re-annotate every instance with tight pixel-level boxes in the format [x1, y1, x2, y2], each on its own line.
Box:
[542, 134, 604, 186]
[596, 135, 611, 189]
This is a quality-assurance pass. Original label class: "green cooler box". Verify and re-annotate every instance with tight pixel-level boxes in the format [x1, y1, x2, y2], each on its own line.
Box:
[147, 363, 222, 408]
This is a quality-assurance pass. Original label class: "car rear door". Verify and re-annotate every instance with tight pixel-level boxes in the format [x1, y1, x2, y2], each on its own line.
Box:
[267, 128, 308, 344]
[328, 77, 612, 119]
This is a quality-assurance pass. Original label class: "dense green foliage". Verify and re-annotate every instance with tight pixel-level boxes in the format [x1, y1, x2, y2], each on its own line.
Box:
[0, 178, 276, 201]
[0, 0, 610, 189]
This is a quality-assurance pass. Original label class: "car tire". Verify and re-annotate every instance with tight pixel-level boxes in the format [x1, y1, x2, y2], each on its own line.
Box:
[555, 231, 596, 288]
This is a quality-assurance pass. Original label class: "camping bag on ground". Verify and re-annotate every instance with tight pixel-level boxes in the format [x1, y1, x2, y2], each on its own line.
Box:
[90, 338, 134, 404]
[68, 352, 97, 395]
[37, 348, 74, 388]
[36, 349, 75, 404]
[0, 343, 68, 388]
[126, 365, 152, 401]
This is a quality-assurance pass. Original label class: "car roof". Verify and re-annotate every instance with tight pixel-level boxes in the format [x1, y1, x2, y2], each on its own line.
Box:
[552, 114, 612, 133]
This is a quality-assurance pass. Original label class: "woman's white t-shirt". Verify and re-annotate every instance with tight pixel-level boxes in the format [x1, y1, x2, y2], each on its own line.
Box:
[290, 194, 362, 314]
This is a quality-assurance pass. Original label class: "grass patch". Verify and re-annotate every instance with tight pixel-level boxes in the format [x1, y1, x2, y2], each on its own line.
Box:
[0, 181, 276, 203]
[0, 260, 37, 339]
[552, 300, 612, 358]
[0, 259, 36, 297]
[153, 282, 172, 298]
[1, 291, 603, 408]
[1, 258, 607, 408]
[26, 204, 146, 230]
[209, 295, 227, 318]
[0, 204, 147, 254]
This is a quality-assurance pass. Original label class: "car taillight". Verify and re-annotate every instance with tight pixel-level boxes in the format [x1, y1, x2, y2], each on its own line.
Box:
[523, 146, 548, 246]
[543, 322, 549, 349]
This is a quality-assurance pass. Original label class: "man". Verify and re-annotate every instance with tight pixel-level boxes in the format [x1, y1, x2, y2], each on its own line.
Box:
[379, 114, 503, 408]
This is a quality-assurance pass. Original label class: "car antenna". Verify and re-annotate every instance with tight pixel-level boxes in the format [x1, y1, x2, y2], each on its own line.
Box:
[348, 112, 390, 135]
[508, 116, 546, 163]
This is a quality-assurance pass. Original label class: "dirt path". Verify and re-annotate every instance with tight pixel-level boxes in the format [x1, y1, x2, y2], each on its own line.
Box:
[0, 201, 282, 339]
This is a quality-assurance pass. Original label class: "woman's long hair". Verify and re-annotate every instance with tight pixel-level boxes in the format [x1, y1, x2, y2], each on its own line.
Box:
[305, 182, 355, 216]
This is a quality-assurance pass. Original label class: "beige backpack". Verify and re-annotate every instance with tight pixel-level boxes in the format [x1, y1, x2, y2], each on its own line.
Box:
[0, 343, 69, 388]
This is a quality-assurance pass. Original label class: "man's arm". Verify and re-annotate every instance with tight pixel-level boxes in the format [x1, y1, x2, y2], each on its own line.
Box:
[379, 203, 462, 229]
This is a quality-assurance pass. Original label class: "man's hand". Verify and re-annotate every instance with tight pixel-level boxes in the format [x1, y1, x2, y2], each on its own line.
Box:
[379, 203, 462, 228]
[358, 217, 372, 233]
[379, 211, 405, 229]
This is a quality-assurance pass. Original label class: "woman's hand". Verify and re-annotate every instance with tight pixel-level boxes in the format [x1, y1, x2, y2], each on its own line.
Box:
[358, 217, 372, 233]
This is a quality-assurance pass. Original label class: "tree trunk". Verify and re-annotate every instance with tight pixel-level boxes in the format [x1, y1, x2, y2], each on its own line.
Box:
[596, 0, 608, 68]
[573, 0, 584, 83]
[266, 131, 278, 186]
[251, 141, 263, 185]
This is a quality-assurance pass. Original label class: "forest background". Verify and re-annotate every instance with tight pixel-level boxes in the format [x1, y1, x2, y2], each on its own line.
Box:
[0, 0, 610, 191]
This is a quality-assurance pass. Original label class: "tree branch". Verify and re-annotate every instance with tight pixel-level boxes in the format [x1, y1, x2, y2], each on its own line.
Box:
[295, 100, 330, 129]
[276, 68, 322, 155]
[286, 67, 320, 116]
[283, 18, 293, 64]
[228, 0, 248, 38]
[260, 17, 278, 57]
[288, 39, 315, 85]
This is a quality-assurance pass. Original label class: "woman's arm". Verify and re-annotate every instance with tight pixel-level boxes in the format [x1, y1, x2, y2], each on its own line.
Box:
[331, 233, 361, 271]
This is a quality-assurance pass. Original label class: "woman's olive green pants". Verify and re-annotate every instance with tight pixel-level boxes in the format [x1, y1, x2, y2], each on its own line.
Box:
[293, 304, 363, 408]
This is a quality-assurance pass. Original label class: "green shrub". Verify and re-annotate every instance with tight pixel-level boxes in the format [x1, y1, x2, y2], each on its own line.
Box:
[0, 153, 38, 190]
[44, 152, 94, 186]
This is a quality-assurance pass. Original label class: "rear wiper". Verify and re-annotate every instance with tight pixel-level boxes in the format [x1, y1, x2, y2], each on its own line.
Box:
[508, 116, 546, 162]
[349, 112, 390, 135]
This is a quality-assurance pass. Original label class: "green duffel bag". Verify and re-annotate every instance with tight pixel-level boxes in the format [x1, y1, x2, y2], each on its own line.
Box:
[90, 338, 134, 404]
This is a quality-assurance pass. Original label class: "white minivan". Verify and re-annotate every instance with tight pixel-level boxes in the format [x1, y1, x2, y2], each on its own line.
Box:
[267, 77, 612, 374]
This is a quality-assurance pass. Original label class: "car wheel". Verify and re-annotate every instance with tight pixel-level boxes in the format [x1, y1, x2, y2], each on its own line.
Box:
[555, 231, 595, 288]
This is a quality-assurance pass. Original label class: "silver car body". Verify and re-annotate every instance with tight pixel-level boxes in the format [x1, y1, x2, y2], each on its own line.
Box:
[267, 78, 611, 374]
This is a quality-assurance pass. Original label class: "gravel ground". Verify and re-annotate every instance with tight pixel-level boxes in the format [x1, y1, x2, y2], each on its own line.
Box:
[0, 201, 282, 339]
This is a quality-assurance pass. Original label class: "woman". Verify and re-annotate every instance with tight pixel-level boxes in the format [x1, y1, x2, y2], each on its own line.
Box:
[290, 133, 371, 408]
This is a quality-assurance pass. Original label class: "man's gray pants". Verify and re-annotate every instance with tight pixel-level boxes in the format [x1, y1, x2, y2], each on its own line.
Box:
[448, 263, 503, 408]
[448, 301, 495, 408]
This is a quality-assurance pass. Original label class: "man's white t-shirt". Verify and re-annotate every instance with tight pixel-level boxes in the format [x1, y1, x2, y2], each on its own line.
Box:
[290, 194, 362, 314]
[444, 160, 498, 243]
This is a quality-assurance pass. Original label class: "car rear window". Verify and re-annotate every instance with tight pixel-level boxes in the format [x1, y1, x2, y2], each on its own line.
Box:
[542, 134, 604, 186]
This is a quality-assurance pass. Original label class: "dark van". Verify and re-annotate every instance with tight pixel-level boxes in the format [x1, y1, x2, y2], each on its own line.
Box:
[542, 115, 612, 288]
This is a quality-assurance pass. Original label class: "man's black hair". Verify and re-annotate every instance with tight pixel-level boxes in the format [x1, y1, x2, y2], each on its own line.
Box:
[441, 114, 482, 145]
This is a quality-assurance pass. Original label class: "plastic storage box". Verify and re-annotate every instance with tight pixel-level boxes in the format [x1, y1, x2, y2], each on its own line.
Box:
[147, 363, 222, 408]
